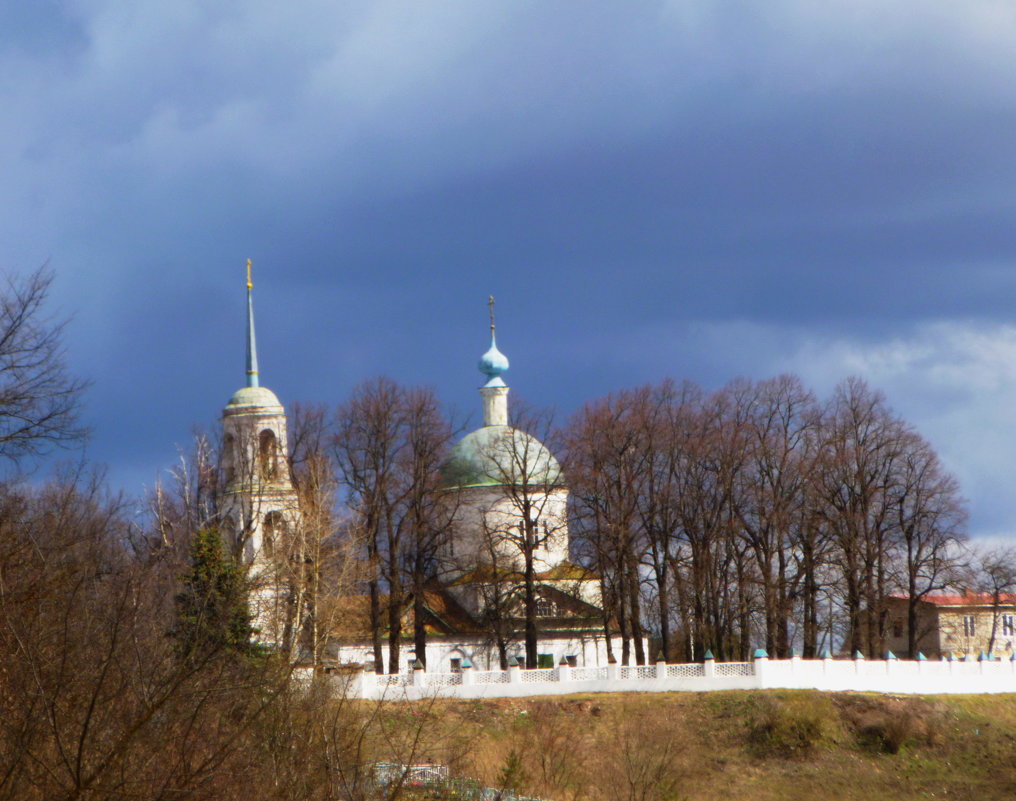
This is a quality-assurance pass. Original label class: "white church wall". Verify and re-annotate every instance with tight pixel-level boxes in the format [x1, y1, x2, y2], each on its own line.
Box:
[220, 391, 301, 649]
[448, 486, 571, 574]
[332, 633, 633, 674]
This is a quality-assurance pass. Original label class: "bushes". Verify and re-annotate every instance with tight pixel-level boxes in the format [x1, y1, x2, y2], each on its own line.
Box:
[744, 695, 828, 759]
[837, 697, 944, 755]
[856, 712, 921, 754]
[743, 692, 947, 760]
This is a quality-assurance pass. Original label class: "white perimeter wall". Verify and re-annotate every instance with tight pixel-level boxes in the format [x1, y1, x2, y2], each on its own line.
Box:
[307, 656, 1016, 701]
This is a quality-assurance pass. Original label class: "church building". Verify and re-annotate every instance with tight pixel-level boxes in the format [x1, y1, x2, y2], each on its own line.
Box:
[219, 269, 623, 672]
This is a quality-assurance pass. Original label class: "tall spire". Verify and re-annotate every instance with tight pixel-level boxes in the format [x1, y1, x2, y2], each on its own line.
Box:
[245, 258, 260, 388]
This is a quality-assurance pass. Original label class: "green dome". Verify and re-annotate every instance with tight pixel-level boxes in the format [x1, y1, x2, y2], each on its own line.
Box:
[224, 385, 283, 412]
[442, 425, 562, 489]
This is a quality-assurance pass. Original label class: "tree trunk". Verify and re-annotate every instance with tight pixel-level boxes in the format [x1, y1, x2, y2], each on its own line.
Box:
[524, 537, 538, 669]
[413, 579, 427, 670]
[601, 575, 616, 664]
[801, 541, 818, 658]
[387, 592, 401, 674]
[657, 568, 670, 661]
[369, 577, 383, 669]
[776, 546, 790, 658]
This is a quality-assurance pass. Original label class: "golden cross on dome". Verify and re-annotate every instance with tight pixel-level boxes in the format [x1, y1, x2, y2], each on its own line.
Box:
[488, 294, 496, 333]
[246, 258, 253, 290]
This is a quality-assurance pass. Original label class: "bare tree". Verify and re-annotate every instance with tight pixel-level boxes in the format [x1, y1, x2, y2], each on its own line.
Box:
[733, 375, 819, 658]
[891, 430, 967, 656]
[567, 372, 966, 661]
[565, 383, 699, 665]
[566, 390, 647, 665]
[333, 379, 455, 673]
[670, 384, 752, 660]
[471, 403, 566, 669]
[289, 401, 355, 667]
[145, 428, 222, 580]
[334, 378, 403, 671]
[472, 517, 525, 669]
[397, 387, 457, 670]
[811, 379, 897, 656]
[0, 470, 296, 801]
[0, 266, 87, 470]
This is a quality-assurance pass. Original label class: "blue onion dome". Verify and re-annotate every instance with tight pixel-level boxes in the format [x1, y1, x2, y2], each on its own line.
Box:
[478, 333, 509, 388]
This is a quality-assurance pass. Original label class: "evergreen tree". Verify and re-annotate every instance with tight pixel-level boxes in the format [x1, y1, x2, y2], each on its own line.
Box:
[174, 527, 257, 661]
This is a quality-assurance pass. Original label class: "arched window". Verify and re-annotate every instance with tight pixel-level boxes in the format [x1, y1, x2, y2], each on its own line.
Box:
[222, 434, 236, 482]
[258, 429, 278, 479]
[262, 511, 287, 557]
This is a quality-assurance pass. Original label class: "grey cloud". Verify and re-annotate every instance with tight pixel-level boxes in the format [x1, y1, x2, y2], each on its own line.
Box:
[1, 1, 1015, 541]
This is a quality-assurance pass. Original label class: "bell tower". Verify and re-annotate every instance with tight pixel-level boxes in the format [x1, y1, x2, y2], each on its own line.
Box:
[219, 260, 301, 647]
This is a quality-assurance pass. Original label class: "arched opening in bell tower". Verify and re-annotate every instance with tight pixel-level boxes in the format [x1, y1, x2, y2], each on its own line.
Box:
[262, 510, 287, 557]
[222, 433, 236, 482]
[258, 429, 278, 479]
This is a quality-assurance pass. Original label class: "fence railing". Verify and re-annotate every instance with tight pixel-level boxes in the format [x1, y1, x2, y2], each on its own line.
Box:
[324, 653, 1016, 701]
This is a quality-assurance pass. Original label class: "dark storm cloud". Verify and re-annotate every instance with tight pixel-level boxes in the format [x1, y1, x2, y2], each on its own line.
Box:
[2, 1, 1016, 533]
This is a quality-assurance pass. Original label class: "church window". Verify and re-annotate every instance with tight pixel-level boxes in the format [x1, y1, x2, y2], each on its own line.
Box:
[963, 615, 976, 637]
[259, 429, 278, 479]
[449, 657, 462, 672]
[1003, 615, 1015, 637]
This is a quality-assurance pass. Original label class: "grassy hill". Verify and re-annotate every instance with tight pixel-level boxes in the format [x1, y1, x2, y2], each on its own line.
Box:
[376, 691, 1016, 801]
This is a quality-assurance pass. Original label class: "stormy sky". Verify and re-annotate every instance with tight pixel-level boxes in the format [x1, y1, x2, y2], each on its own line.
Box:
[3, 1, 1016, 537]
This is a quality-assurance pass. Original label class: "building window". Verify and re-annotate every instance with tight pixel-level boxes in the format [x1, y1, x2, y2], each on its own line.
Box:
[449, 658, 462, 673]
[963, 615, 976, 638]
[892, 621, 903, 639]
[1003, 615, 1015, 637]
[535, 598, 557, 617]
